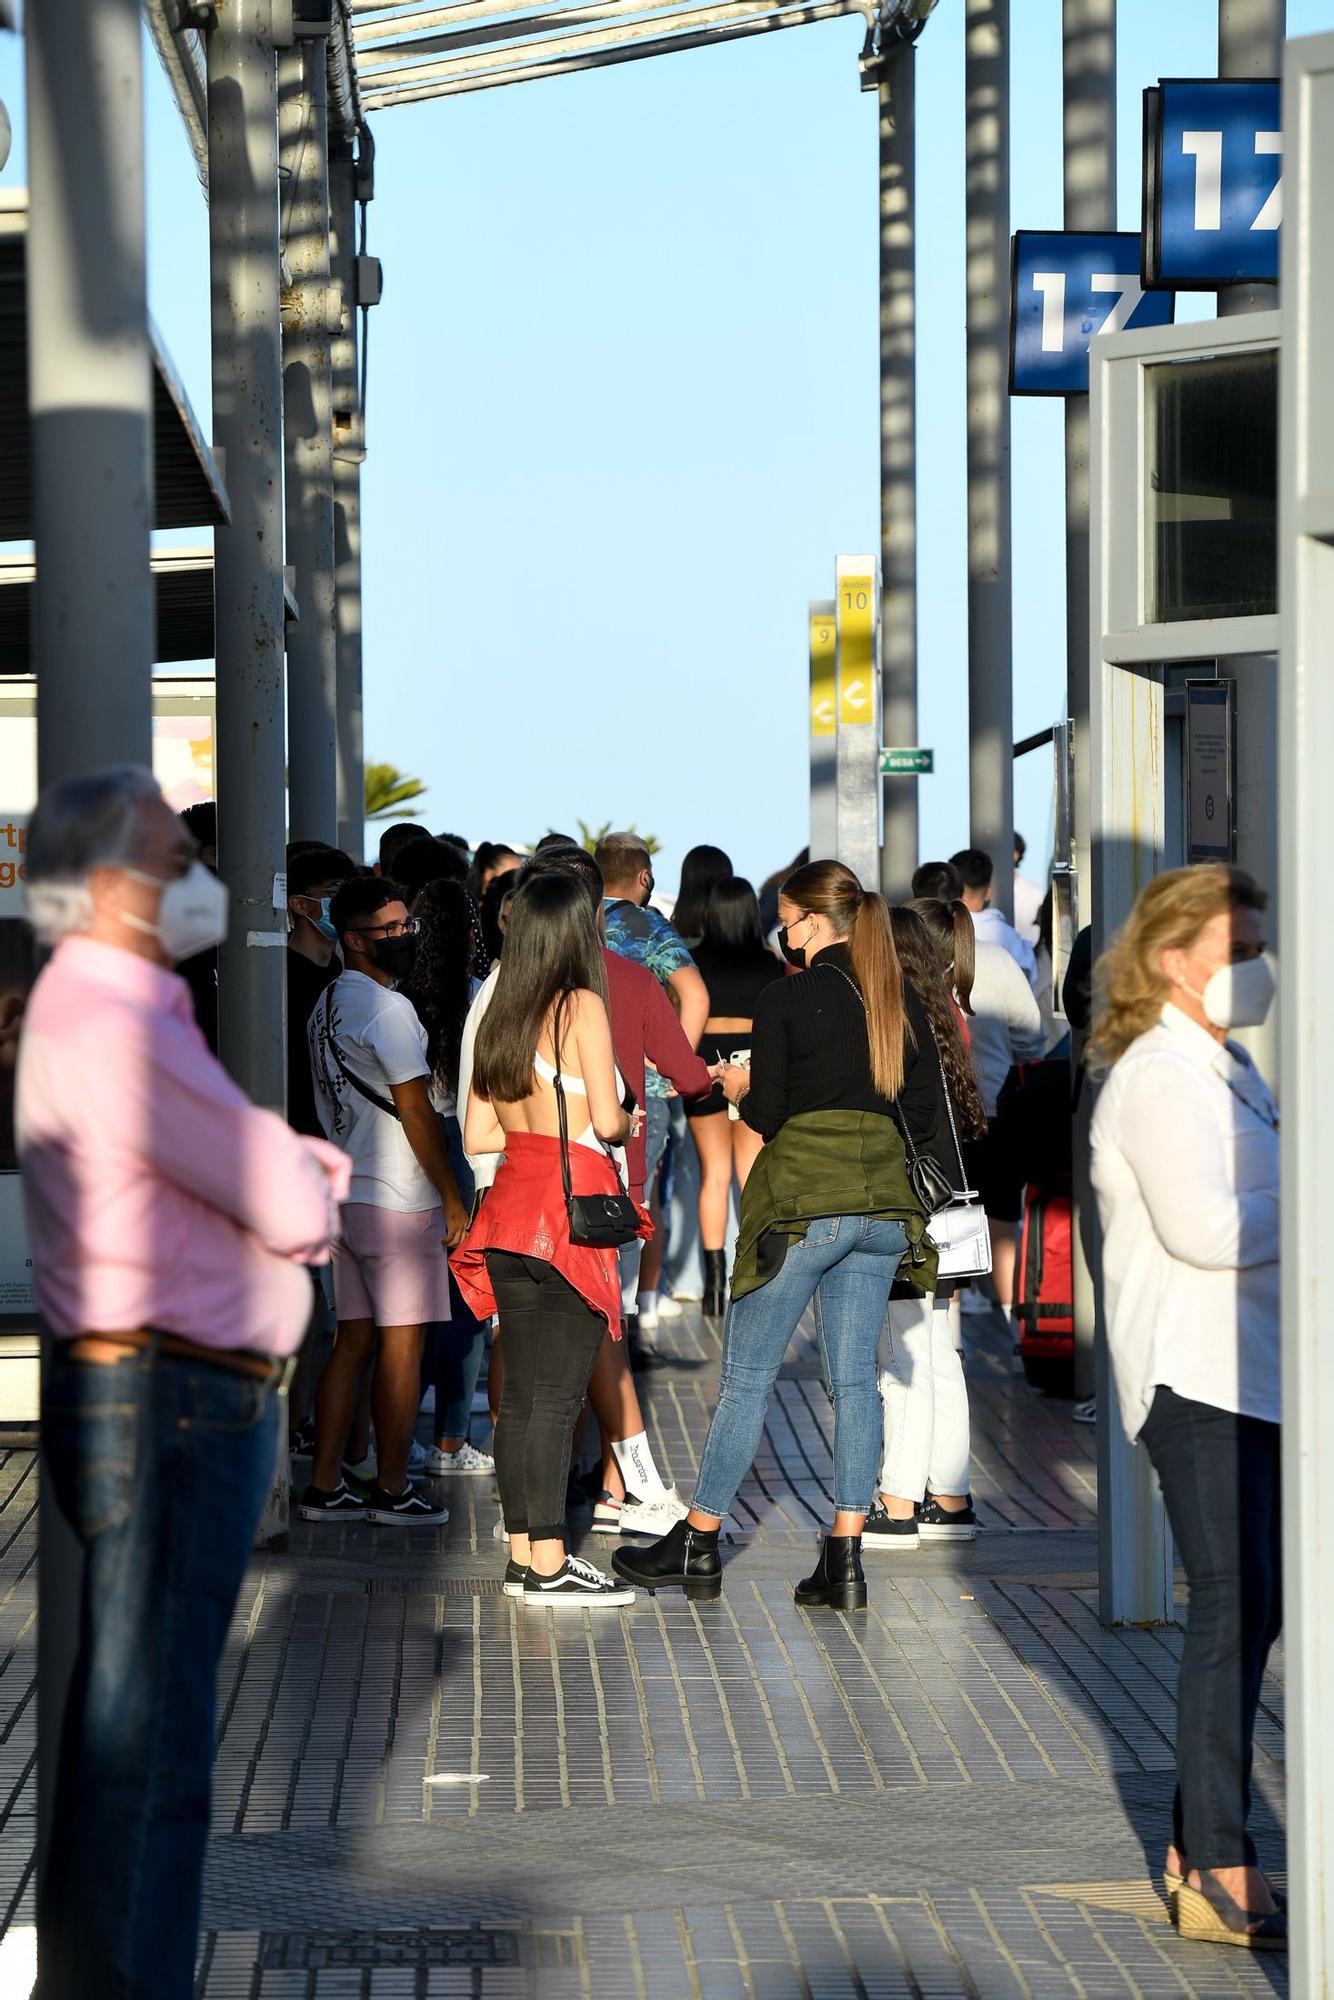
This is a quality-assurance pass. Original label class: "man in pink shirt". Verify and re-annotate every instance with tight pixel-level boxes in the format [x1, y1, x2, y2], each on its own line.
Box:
[16, 766, 346, 2000]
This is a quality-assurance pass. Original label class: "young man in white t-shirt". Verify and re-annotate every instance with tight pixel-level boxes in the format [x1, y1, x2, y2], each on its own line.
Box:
[301, 877, 469, 1524]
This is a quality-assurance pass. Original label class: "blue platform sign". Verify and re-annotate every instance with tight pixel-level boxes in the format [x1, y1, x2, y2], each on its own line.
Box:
[1009, 231, 1175, 396]
[1144, 79, 1282, 289]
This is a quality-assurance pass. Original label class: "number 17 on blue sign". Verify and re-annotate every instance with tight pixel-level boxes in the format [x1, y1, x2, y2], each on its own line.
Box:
[1009, 230, 1174, 395]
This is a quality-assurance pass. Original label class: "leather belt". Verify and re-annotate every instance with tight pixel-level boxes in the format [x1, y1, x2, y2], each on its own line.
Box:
[66, 1327, 295, 1391]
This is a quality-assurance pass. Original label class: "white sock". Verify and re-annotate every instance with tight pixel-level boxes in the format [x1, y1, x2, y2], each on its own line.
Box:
[637, 1289, 659, 1317]
[612, 1431, 667, 1498]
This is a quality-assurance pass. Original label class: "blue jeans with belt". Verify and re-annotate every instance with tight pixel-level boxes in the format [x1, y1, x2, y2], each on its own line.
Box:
[693, 1213, 909, 1520]
[39, 1343, 279, 2000]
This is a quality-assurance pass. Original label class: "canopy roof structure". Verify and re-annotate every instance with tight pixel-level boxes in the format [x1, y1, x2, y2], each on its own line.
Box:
[0, 550, 299, 672]
[350, 0, 874, 110]
[0, 206, 229, 542]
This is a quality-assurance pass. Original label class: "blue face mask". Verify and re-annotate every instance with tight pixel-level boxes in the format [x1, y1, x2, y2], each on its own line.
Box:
[296, 894, 339, 945]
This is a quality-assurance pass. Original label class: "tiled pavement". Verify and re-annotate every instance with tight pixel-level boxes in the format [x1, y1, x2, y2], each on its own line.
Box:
[0, 1307, 1287, 1996]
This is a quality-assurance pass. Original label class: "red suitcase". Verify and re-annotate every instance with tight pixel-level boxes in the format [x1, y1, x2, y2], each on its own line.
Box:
[1013, 1179, 1075, 1395]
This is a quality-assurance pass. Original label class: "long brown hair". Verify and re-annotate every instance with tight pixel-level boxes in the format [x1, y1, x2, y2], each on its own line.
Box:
[1089, 863, 1267, 1071]
[890, 907, 986, 1138]
[907, 896, 977, 1015]
[472, 872, 608, 1103]
[783, 860, 909, 1099]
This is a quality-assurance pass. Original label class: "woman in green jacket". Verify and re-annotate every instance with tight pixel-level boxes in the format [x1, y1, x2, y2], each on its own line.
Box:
[614, 860, 942, 1610]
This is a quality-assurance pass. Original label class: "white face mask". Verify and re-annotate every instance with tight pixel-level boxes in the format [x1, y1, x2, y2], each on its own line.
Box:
[1185, 954, 1276, 1030]
[123, 861, 230, 962]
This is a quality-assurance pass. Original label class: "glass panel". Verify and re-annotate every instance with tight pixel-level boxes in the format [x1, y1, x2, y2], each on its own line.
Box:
[1147, 347, 1277, 623]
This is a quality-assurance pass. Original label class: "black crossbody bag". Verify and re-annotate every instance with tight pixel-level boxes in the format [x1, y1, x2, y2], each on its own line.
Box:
[319, 988, 401, 1120]
[551, 998, 641, 1249]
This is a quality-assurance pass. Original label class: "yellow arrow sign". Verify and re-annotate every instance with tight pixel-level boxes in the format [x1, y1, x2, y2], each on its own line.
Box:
[838, 574, 875, 725]
[809, 609, 836, 738]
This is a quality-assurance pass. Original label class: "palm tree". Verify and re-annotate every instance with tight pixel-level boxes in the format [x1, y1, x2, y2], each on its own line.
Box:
[365, 763, 428, 821]
[575, 819, 660, 856]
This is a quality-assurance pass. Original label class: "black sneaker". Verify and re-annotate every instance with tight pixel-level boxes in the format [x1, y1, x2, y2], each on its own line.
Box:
[862, 1499, 919, 1551]
[298, 1479, 368, 1522]
[522, 1556, 635, 1607]
[289, 1416, 316, 1458]
[917, 1496, 978, 1542]
[364, 1482, 450, 1526]
[503, 1559, 527, 1598]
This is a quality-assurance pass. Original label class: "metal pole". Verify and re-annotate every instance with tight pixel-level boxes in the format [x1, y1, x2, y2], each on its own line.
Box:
[280, 38, 340, 846]
[24, 0, 156, 1897]
[1219, 0, 1286, 318]
[25, 0, 154, 766]
[330, 148, 366, 863]
[964, 0, 1013, 920]
[878, 50, 918, 898]
[1216, 3, 1285, 1092]
[1279, 33, 1334, 1987]
[208, 0, 290, 1545]
[1065, 0, 1115, 1420]
[809, 600, 837, 858]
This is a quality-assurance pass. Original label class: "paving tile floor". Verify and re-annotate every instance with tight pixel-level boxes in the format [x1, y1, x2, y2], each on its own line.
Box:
[0, 1307, 1287, 1996]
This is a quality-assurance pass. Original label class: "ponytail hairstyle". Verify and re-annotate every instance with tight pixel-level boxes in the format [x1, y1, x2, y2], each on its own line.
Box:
[782, 860, 909, 1100]
[889, 907, 986, 1138]
[908, 896, 976, 1016]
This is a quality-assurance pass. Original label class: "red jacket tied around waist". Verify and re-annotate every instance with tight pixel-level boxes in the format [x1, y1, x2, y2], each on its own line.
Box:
[450, 1130, 651, 1338]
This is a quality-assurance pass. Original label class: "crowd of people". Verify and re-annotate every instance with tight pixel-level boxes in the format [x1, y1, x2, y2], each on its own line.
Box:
[12, 769, 1286, 1986]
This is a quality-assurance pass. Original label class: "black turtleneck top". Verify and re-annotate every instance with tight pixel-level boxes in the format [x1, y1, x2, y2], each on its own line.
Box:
[738, 942, 943, 1151]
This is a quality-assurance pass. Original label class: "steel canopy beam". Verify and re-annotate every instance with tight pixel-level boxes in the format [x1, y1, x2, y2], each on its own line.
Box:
[363, 0, 863, 100]
[356, 0, 781, 68]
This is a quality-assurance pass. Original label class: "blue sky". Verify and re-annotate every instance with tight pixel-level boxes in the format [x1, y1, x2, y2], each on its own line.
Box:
[2, 1, 1330, 889]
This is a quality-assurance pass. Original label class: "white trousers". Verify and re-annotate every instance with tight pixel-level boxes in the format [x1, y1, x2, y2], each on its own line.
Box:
[877, 1293, 971, 1500]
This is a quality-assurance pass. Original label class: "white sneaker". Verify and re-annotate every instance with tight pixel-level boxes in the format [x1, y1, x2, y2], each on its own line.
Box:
[522, 1555, 634, 1608]
[407, 1439, 429, 1474]
[1072, 1397, 1097, 1426]
[637, 1305, 659, 1334]
[619, 1486, 689, 1536]
[492, 1514, 509, 1542]
[426, 1441, 496, 1476]
[344, 1449, 378, 1483]
[656, 1296, 684, 1320]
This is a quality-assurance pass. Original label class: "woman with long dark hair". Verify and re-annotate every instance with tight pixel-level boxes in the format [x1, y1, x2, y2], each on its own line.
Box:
[614, 860, 944, 1610]
[864, 904, 987, 1551]
[670, 843, 733, 945]
[687, 877, 784, 1315]
[401, 880, 496, 1477]
[452, 873, 644, 1607]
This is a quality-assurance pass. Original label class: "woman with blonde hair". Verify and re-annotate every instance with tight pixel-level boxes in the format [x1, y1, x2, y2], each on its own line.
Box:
[1090, 864, 1283, 1950]
[612, 860, 944, 1610]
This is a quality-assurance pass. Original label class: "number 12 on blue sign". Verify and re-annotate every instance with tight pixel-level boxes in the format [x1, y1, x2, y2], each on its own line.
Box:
[1009, 231, 1174, 396]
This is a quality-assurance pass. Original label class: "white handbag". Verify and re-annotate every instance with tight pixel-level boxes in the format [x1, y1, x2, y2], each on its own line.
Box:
[924, 1054, 993, 1279]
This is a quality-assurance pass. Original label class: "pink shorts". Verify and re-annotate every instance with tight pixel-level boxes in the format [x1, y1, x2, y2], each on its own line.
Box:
[332, 1203, 450, 1328]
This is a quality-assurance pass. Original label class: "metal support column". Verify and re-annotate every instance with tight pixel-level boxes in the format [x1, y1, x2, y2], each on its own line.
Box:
[24, 0, 156, 1894]
[1217, 2, 1285, 1090]
[1279, 33, 1334, 1985]
[25, 0, 154, 765]
[208, 0, 290, 1544]
[964, 0, 1013, 918]
[330, 148, 365, 863]
[878, 51, 918, 897]
[1219, 0, 1285, 319]
[280, 38, 339, 846]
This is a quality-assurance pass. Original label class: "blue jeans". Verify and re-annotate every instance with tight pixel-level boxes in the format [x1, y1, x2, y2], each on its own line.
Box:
[39, 1344, 278, 2000]
[693, 1213, 909, 1519]
[431, 1116, 488, 1440]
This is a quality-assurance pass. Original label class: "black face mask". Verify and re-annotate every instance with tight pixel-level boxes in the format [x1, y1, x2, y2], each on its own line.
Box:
[778, 922, 807, 970]
[374, 932, 419, 981]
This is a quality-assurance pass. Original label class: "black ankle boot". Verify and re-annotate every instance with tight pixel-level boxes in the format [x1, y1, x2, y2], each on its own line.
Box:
[611, 1517, 722, 1600]
[794, 1534, 867, 1612]
[702, 1250, 728, 1319]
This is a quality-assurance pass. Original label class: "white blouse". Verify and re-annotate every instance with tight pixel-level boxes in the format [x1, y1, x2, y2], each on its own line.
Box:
[1090, 1003, 1280, 1438]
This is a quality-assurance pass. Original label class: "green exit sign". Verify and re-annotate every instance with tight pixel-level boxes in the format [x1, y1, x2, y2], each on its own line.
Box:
[880, 747, 934, 775]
